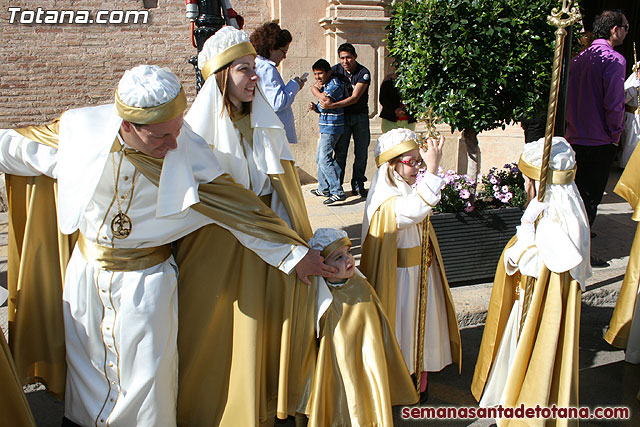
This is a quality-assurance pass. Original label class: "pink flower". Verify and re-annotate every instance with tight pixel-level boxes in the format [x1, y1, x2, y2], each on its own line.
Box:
[489, 175, 499, 185]
[501, 185, 509, 193]
[460, 189, 471, 199]
[464, 202, 475, 213]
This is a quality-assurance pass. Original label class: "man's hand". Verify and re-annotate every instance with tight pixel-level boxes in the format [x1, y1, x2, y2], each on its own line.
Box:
[308, 102, 318, 112]
[294, 249, 337, 286]
[394, 107, 407, 118]
[294, 77, 306, 89]
[319, 97, 335, 109]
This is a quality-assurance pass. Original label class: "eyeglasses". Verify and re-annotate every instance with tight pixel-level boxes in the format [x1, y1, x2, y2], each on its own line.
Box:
[398, 158, 424, 168]
[278, 48, 288, 56]
[622, 23, 630, 32]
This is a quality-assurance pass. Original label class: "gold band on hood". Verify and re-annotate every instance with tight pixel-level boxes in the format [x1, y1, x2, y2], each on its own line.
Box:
[375, 139, 419, 167]
[321, 237, 352, 259]
[201, 41, 257, 80]
[115, 87, 187, 125]
[517, 157, 576, 185]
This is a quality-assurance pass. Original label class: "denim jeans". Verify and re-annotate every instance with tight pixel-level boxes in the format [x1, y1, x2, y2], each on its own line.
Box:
[316, 132, 345, 196]
[334, 113, 370, 191]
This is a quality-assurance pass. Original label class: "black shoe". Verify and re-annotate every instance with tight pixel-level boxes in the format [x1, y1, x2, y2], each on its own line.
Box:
[419, 384, 429, 405]
[590, 255, 609, 268]
[323, 194, 347, 205]
[352, 187, 368, 198]
[311, 188, 329, 197]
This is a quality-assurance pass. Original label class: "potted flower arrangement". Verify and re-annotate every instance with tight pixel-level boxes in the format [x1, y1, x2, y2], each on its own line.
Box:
[427, 164, 526, 285]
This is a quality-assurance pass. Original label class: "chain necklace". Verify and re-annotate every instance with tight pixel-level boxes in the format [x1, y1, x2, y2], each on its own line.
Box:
[110, 150, 139, 239]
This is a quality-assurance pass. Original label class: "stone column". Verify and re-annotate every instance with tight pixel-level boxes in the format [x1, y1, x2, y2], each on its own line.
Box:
[319, 0, 392, 118]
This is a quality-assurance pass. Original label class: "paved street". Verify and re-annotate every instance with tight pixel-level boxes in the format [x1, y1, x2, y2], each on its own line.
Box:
[1, 167, 639, 425]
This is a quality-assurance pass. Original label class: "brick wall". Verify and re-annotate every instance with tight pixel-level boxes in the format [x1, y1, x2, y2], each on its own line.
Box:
[0, 0, 270, 128]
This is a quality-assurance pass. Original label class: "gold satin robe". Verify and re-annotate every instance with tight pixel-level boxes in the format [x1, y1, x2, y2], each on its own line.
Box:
[471, 238, 582, 427]
[307, 274, 417, 427]
[605, 142, 640, 350]
[359, 197, 462, 374]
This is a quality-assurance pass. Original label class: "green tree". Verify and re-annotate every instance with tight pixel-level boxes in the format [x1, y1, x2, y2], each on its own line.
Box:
[387, 0, 564, 180]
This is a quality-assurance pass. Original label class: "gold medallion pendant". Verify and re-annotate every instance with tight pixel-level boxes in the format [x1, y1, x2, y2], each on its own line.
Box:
[111, 212, 132, 239]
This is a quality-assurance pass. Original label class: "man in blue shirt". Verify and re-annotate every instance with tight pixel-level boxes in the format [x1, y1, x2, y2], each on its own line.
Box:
[313, 43, 371, 197]
[309, 59, 347, 205]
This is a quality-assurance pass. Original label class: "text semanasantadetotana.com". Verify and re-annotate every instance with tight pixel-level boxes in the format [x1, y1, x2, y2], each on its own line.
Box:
[401, 404, 630, 420]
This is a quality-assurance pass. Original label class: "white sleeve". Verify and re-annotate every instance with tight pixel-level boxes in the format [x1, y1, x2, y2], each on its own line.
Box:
[0, 129, 58, 177]
[223, 228, 308, 274]
[395, 172, 444, 230]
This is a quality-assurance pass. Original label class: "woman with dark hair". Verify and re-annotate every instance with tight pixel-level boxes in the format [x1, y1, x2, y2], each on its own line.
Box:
[250, 21, 307, 144]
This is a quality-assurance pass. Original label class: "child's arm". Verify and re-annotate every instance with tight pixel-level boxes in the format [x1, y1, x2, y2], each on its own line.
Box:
[395, 136, 445, 229]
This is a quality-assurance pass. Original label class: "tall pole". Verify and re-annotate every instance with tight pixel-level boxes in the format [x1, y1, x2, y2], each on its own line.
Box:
[538, 0, 581, 201]
[188, 1, 226, 92]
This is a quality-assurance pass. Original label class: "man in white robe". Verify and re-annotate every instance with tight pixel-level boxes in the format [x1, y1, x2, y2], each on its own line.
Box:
[0, 65, 316, 427]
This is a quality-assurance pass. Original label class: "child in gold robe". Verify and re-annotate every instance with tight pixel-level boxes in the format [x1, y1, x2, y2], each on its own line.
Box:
[307, 228, 417, 426]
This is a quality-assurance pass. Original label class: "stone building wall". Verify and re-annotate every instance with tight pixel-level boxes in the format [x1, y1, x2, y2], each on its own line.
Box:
[0, 0, 523, 179]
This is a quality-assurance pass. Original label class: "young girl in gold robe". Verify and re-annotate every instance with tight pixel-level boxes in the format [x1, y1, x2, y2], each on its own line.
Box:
[360, 128, 461, 401]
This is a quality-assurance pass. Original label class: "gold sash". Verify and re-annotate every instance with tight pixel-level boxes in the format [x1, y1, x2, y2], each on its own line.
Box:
[77, 234, 171, 272]
[397, 246, 421, 268]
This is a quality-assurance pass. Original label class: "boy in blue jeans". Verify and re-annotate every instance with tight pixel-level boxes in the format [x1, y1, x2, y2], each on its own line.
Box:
[309, 59, 346, 205]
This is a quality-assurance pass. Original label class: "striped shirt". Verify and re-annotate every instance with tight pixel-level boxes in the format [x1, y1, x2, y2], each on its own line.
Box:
[317, 77, 345, 134]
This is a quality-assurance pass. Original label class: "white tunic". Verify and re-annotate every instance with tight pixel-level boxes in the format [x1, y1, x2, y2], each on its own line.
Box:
[0, 105, 306, 426]
[393, 173, 453, 373]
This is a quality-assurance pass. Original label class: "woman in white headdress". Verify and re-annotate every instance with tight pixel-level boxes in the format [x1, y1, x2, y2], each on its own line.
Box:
[471, 137, 591, 425]
[359, 128, 461, 402]
[183, 26, 325, 425]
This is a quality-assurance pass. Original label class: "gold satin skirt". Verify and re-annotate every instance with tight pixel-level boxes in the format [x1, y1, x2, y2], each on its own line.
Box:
[174, 223, 315, 426]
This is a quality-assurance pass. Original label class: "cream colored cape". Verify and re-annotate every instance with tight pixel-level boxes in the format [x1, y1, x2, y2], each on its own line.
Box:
[308, 272, 418, 427]
[359, 196, 462, 372]
[605, 141, 640, 349]
[471, 238, 582, 427]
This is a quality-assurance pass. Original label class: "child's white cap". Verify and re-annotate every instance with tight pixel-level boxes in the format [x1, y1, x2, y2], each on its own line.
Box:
[374, 128, 420, 167]
[309, 228, 351, 258]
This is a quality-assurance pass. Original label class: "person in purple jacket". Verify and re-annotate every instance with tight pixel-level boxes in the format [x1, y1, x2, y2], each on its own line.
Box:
[566, 9, 629, 267]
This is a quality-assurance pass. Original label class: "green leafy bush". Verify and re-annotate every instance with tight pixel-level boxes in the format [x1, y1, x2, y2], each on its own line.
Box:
[386, 0, 564, 133]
